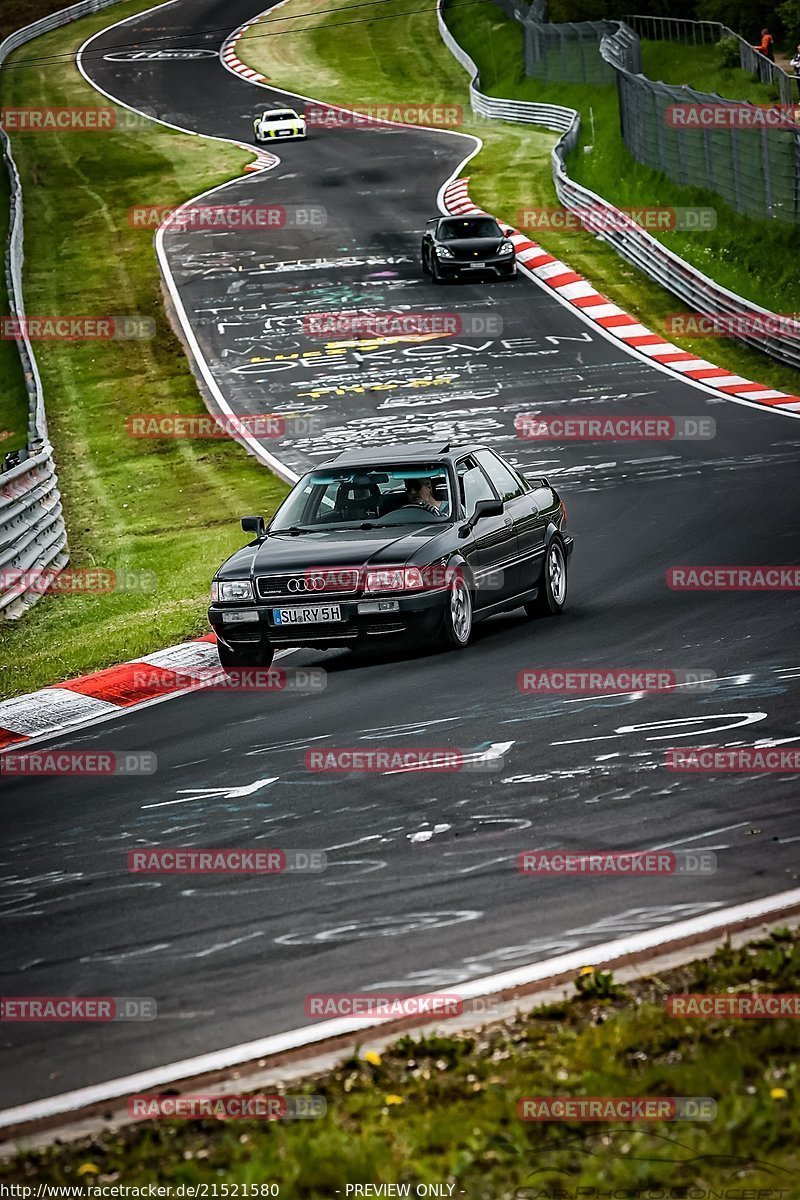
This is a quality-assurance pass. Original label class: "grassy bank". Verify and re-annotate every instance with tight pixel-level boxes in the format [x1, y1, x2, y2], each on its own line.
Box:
[3, 927, 798, 1192]
[446, 0, 800, 316]
[640, 37, 781, 101]
[239, 0, 800, 396]
[0, 0, 288, 698]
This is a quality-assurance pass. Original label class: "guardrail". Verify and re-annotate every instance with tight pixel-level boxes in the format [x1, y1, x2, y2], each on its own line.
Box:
[0, 0, 125, 618]
[437, 0, 800, 370]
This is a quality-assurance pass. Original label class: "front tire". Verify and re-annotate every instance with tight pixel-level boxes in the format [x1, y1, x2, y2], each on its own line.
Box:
[431, 256, 444, 284]
[421, 246, 430, 275]
[440, 572, 473, 649]
[525, 538, 567, 617]
[217, 638, 275, 675]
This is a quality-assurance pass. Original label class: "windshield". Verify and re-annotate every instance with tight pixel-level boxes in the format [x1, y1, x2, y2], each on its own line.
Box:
[264, 111, 298, 121]
[270, 464, 453, 530]
[439, 217, 502, 241]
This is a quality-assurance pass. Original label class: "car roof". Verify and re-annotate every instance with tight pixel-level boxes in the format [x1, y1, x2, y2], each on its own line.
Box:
[318, 442, 485, 469]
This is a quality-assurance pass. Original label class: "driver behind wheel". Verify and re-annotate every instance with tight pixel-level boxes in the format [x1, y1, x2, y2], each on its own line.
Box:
[405, 476, 449, 517]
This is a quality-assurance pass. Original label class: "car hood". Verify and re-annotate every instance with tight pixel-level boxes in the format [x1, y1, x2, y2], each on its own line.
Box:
[442, 236, 505, 257]
[217, 527, 449, 580]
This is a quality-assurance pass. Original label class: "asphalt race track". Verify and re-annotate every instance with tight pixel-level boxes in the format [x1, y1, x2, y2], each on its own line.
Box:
[1, 0, 799, 1111]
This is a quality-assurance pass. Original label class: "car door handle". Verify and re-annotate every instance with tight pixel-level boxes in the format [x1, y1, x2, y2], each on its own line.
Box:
[503, 516, 513, 528]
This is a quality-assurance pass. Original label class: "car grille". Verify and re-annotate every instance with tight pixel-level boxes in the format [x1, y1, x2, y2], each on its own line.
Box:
[451, 246, 497, 261]
[256, 569, 360, 600]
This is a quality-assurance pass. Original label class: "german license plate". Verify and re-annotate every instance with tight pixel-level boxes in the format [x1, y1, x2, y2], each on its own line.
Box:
[468, 261, 486, 268]
[272, 605, 342, 625]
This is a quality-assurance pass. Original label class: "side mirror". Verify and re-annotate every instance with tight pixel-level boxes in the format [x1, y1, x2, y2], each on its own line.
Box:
[459, 497, 504, 537]
[503, 227, 515, 237]
[474, 498, 504, 521]
[241, 515, 265, 538]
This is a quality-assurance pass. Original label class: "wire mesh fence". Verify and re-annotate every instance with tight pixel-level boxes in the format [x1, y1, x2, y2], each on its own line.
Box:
[517, 7, 800, 222]
[523, 20, 621, 84]
[626, 14, 797, 105]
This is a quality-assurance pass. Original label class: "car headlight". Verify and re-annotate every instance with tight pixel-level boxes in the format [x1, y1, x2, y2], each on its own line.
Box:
[364, 567, 425, 594]
[435, 245, 454, 259]
[498, 241, 515, 255]
[213, 579, 254, 602]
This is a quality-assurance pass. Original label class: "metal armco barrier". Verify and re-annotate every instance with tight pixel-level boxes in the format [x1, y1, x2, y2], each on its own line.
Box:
[0, 0, 125, 618]
[437, 0, 800, 370]
[0, 448, 68, 620]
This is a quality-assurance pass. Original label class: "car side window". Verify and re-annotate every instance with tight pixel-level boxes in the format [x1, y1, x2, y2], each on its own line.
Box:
[457, 456, 496, 518]
[475, 450, 525, 501]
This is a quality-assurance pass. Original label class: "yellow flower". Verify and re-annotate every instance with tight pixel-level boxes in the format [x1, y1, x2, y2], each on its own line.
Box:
[770, 1087, 788, 1099]
[364, 1050, 382, 1067]
[579, 966, 595, 976]
[385, 1094, 404, 1105]
[76, 1164, 100, 1177]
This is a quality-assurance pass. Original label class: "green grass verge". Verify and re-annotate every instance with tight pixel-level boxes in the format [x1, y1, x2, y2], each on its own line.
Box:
[0, 0, 288, 699]
[641, 37, 782, 102]
[3, 928, 798, 1191]
[239, 0, 800, 397]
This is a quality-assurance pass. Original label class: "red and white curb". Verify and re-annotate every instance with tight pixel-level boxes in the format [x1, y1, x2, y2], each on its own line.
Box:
[218, 26, 281, 172]
[444, 178, 800, 414]
[221, 22, 268, 85]
[0, 635, 223, 752]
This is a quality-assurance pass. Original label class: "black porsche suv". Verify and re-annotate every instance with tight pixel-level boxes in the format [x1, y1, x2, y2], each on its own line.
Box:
[421, 215, 517, 282]
[208, 442, 573, 671]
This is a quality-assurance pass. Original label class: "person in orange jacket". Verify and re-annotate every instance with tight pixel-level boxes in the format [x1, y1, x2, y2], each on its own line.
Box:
[754, 28, 775, 62]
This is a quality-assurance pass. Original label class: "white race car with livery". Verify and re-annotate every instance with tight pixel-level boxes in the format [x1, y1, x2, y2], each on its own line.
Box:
[253, 108, 307, 142]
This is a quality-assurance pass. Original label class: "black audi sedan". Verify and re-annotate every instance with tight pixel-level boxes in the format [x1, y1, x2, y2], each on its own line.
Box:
[208, 442, 573, 671]
[421, 216, 517, 282]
